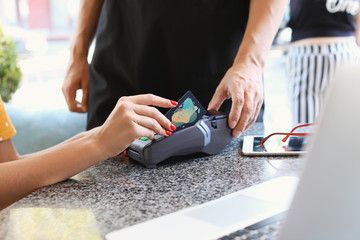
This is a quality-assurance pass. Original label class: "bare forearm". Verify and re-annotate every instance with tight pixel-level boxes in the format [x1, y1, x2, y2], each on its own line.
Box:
[234, 0, 288, 70]
[355, 5, 360, 46]
[18, 128, 96, 160]
[70, 0, 104, 58]
[0, 95, 177, 210]
[0, 139, 18, 163]
[0, 131, 106, 210]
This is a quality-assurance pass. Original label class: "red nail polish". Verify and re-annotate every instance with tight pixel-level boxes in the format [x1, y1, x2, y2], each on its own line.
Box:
[123, 150, 127, 157]
[170, 123, 176, 131]
[170, 100, 178, 106]
[166, 130, 172, 136]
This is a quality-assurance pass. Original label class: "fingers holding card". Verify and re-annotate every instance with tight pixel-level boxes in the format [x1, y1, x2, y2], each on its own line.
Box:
[165, 91, 206, 132]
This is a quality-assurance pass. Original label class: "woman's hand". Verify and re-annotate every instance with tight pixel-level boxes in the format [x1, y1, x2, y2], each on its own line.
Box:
[94, 94, 177, 158]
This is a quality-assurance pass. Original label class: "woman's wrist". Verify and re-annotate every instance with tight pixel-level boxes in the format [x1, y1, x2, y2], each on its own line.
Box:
[86, 127, 118, 161]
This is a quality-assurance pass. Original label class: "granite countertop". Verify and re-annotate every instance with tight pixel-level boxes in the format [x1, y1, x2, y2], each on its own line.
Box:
[0, 123, 305, 239]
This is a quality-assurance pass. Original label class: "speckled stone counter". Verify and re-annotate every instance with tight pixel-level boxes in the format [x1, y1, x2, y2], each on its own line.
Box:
[0, 123, 305, 239]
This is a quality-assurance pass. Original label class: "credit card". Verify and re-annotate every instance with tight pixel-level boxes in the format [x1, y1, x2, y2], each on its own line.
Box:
[165, 90, 207, 132]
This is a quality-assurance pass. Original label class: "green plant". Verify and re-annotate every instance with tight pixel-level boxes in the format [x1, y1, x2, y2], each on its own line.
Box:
[0, 25, 22, 102]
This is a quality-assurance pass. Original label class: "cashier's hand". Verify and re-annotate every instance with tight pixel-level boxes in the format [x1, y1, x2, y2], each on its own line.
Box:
[94, 94, 177, 158]
[62, 55, 89, 113]
[208, 64, 263, 138]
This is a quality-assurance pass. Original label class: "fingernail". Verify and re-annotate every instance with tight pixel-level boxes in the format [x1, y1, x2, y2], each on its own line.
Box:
[123, 150, 127, 157]
[170, 123, 176, 131]
[233, 130, 242, 138]
[170, 100, 178, 106]
[166, 130, 172, 136]
[230, 121, 237, 129]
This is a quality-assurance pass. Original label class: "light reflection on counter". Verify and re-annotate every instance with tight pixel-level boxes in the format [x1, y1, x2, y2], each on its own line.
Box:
[6, 208, 101, 240]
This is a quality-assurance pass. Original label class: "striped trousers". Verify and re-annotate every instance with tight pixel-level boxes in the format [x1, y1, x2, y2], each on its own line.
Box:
[286, 39, 360, 124]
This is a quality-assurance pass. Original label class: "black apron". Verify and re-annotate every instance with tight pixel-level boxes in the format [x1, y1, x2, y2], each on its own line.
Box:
[88, 0, 263, 130]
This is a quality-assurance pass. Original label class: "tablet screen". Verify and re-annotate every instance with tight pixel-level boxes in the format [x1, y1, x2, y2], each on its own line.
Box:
[252, 135, 308, 153]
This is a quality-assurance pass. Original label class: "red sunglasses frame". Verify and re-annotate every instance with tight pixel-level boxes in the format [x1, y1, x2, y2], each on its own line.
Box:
[259, 123, 316, 151]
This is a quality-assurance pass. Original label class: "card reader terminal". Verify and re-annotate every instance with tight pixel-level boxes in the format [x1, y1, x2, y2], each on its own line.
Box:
[126, 110, 233, 168]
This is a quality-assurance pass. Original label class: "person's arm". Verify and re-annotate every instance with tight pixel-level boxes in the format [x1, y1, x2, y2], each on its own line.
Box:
[208, 0, 288, 138]
[0, 94, 177, 210]
[0, 139, 18, 163]
[355, 1, 360, 46]
[62, 0, 104, 113]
